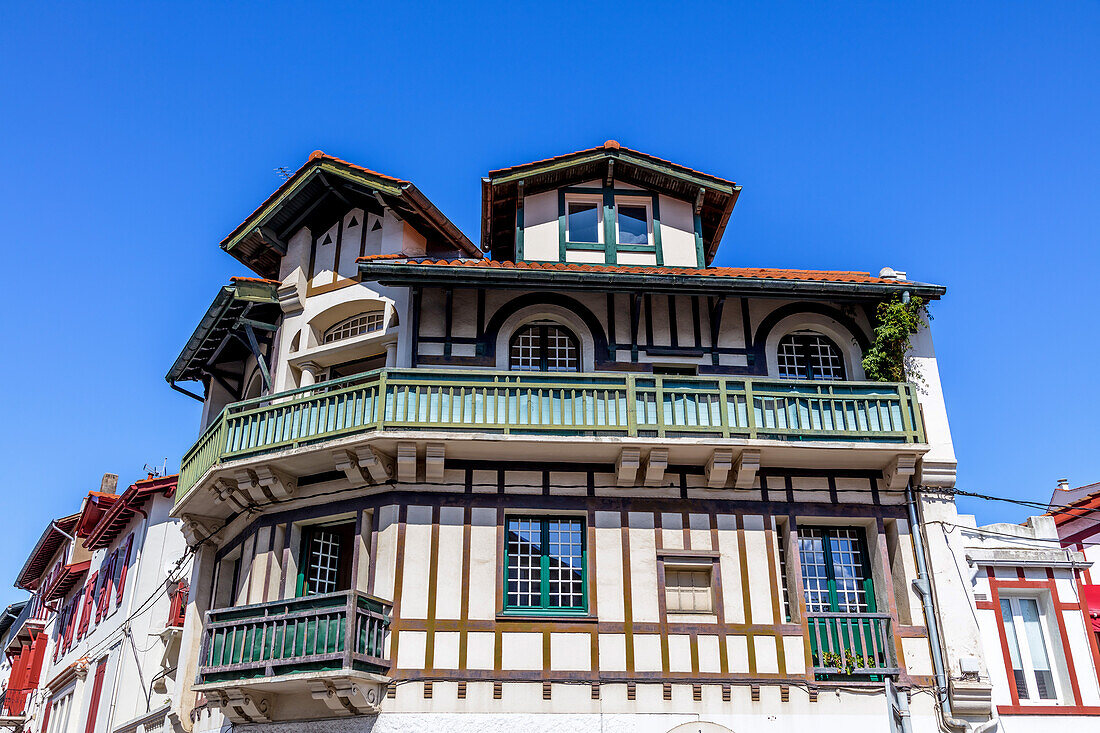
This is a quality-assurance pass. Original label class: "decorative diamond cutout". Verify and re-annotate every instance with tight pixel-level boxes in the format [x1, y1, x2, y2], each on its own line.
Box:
[371, 220, 382, 231]
[348, 216, 359, 227]
[322, 233, 333, 245]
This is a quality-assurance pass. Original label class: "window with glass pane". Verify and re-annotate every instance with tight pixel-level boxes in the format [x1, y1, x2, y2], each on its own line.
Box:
[567, 202, 600, 243]
[617, 203, 650, 245]
[665, 567, 713, 612]
[299, 522, 355, 596]
[324, 312, 384, 344]
[798, 527, 875, 614]
[506, 517, 586, 613]
[777, 333, 847, 380]
[999, 596, 1059, 701]
[509, 323, 580, 372]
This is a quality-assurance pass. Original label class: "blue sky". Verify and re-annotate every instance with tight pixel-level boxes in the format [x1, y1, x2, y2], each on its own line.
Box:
[1, 2, 1097, 608]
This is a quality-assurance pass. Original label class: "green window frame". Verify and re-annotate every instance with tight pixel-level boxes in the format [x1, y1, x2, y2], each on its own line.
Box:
[296, 522, 356, 598]
[797, 526, 877, 614]
[503, 516, 588, 616]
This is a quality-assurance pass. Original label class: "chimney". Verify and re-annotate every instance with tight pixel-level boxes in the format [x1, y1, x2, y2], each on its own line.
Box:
[1056, 478, 1071, 492]
[100, 473, 119, 495]
[878, 267, 908, 282]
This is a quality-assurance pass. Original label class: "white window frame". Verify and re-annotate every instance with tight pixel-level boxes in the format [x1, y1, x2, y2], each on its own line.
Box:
[323, 311, 386, 344]
[613, 196, 653, 247]
[45, 686, 75, 733]
[564, 194, 604, 245]
[999, 593, 1066, 705]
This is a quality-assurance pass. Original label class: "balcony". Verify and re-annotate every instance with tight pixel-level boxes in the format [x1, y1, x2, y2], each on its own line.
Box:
[195, 591, 391, 722]
[178, 368, 926, 500]
[806, 612, 899, 679]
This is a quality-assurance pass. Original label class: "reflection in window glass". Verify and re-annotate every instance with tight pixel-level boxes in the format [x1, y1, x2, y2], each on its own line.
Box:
[567, 202, 600, 243]
[1000, 596, 1058, 701]
[617, 204, 649, 244]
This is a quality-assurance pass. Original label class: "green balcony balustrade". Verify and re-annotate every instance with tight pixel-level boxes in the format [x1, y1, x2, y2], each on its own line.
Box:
[178, 369, 926, 500]
[806, 612, 899, 678]
[197, 591, 391, 685]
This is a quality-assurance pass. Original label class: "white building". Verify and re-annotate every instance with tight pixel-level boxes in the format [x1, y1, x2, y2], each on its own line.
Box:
[1, 475, 190, 733]
[165, 142, 975, 732]
[931, 490, 1100, 731]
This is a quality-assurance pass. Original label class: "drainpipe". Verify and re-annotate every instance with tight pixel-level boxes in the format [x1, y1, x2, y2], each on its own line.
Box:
[907, 484, 998, 733]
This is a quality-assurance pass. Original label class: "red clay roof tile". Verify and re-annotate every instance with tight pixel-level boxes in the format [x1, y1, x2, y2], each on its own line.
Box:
[356, 256, 912, 285]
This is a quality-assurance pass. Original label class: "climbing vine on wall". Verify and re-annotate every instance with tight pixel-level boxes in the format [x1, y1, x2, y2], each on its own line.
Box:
[862, 294, 930, 382]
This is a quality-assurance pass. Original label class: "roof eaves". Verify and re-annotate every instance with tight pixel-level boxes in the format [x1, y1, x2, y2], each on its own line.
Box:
[15, 514, 79, 590]
[84, 475, 178, 550]
[166, 280, 280, 384]
[358, 260, 946, 299]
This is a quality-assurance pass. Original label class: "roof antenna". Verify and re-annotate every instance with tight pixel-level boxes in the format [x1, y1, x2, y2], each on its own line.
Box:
[144, 459, 167, 479]
[275, 166, 293, 181]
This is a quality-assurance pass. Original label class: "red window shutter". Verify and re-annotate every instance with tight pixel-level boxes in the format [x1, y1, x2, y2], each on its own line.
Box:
[96, 554, 114, 622]
[83, 658, 107, 733]
[25, 632, 47, 688]
[168, 581, 188, 627]
[115, 534, 133, 606]
[78, 575, 96, 639]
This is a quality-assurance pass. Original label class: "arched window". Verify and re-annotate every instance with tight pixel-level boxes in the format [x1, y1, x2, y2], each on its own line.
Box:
[323, 311, 384, 344]
[509, 322, 580, 372]
[777, 332, 846, 381]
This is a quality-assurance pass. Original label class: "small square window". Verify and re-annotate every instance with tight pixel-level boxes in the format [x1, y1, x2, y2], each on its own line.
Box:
[567, 202, 600, 244]
[616, 203, 650, 245]
[665, 566, 713, 613]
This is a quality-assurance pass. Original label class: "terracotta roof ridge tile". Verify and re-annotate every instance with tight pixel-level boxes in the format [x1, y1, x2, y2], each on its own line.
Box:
[230, 276, 280, 284]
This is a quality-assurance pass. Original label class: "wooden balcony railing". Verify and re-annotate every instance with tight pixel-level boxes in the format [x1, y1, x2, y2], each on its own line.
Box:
[806, 612, 899, 677]
[179, 368, 926, 500]
[196, 591, 390, 685]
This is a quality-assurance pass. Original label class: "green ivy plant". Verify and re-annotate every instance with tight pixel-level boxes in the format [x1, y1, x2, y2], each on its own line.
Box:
[862, 294, 930, 383]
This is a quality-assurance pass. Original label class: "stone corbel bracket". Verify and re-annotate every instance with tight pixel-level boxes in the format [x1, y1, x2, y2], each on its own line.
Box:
[334, 446, 393, 485]
[309, 679, 384, 715]
[424, 442, 446, 483]
[916, 458, 957, 489]
[733, 449, 760, 490]
[232, 467, 297, 505]
[396, 442, 418, 483]
[205, 689, 272, 724]
[180, 514, 223, 548]
[616, 448, 641, 487]
[643, 448, 668, 487]
[883, 453, 918, 491]
[706, 449, 734, 488]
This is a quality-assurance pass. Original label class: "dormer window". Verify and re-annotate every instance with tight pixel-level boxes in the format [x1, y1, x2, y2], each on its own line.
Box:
[566, 200, 601, 244]
[777, 332, 846, 381]
[323, 312, 384, 344]
[615, 200, 651, 245]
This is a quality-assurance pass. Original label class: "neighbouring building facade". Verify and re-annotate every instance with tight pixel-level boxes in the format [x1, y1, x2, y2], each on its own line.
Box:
[0, 474, 190, 733]
[164, 142, 982, 733]
[931, 487, 1100, 732]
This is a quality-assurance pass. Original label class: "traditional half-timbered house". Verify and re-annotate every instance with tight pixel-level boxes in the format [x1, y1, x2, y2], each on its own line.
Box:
[169, 142, 969, 732]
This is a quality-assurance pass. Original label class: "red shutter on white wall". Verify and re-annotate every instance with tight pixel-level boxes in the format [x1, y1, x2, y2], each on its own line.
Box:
[96, 552, 115, 622]
[83, 657, 107, 733]
[115, 534, 133, 605]
[77, 574, 96, 639]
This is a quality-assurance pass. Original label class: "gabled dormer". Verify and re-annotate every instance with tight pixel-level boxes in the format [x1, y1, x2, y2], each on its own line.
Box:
[222, 150, 480, 282]
[482, 140, 741, 267]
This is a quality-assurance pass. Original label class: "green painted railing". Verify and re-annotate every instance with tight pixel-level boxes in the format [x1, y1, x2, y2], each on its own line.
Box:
[178, 368, 925, 500]
[197, 591, 390, 684]
[806, 612, 898, 678]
